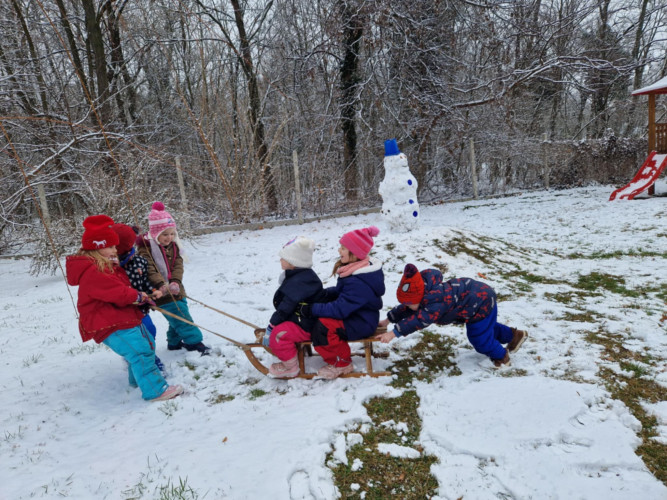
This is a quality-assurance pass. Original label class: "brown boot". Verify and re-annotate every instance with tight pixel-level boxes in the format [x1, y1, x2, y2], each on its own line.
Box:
[507, 328, 528, 354]
[492, 351, 511, 368]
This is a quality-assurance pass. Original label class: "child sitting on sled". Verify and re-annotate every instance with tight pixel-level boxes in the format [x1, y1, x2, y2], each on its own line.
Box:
[377, 264, 528, 368]
[137, 202, 210, 355]
[269, 226, 385, 379]
[65, 215, 182, 402]
[260, 236, 325, 347]
[112, 223, 165, 371]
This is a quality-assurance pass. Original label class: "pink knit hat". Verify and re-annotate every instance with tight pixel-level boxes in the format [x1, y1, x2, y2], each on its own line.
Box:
[148, 201, 176, 240]
[339, 226, 380, 259]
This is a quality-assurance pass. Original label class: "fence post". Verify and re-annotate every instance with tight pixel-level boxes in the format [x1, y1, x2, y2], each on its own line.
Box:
[469, 138, 478, 199]
[292, 150, 304, 224]
[542, 133, 550, 190]
[175, 156, 190, 230]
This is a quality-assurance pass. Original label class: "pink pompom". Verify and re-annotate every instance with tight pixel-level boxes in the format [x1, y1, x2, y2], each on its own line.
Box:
[366, 226, 380, 237]
[152, 201, 165, 210]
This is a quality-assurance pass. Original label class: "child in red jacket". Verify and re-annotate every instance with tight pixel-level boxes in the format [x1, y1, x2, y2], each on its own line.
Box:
[65, 215, 182, 401]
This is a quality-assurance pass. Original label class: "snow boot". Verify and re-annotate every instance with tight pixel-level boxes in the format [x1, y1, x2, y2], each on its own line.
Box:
[507, 328, 528, 354]
[492, 351, 511, 369]
[150, 385, 184, 402]
[317, 363, 354, 379]
[183, 342, 211, 356]
[269, 356, 300, 378]
[167, 340, 184, 351]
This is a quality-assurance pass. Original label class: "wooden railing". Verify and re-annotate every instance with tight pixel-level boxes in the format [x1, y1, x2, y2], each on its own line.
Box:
[657, 123, 667, 154]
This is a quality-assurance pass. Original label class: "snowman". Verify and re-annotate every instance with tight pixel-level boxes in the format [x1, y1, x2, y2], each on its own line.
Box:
[378, 139, 419, 232]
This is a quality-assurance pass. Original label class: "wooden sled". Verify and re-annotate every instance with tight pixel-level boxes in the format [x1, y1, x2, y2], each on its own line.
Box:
[244, 328, 391, 379]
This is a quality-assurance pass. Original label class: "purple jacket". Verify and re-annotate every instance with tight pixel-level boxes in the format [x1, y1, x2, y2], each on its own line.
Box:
[388, 268, 496, 337]
[311, 260, 385, 340]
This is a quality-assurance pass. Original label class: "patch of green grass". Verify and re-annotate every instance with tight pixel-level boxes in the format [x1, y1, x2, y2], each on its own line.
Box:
[585, 328, 667, 485]
[249, 388, 267, 400]
[431, 262, 449, 275]
[157, 476, 200, 499]
[619, 361, 651, 378]
[575, 272, 640, 298]
[207, 393, 235, 405]
[566, 249, 666, 259]
[329, 390, 439, 499]
[544, 291, 577, 305]
[559, 310, 597, 322]
[390, 331, 461, 388]
[329, 331, 461, 498]
[498, 368, 528, 378]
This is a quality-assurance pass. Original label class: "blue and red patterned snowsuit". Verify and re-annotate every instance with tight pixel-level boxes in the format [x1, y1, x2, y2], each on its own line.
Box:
[387, 269, 512, 360]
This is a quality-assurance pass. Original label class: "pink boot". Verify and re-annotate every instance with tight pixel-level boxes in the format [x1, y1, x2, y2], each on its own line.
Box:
[269, 356, 300, 378]
[317, 363, 354, 380]
[150, 385, 184, 402]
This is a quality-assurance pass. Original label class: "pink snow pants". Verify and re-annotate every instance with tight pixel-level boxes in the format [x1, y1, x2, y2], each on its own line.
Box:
[269, 319, 351, 366]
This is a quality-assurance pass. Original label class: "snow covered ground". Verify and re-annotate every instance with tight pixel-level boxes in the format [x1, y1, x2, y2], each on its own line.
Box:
[1, 183, 666, 499]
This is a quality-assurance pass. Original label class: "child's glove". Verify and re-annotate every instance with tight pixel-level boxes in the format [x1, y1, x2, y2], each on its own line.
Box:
[136, 292, 156, 307]
[296, 302, 312, 318]
[168, 282, 180, 295]
[262, 324, 274, 347]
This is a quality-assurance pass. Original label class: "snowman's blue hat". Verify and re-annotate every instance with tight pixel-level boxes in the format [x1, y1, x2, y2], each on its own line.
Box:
[384, 139, 400, 156]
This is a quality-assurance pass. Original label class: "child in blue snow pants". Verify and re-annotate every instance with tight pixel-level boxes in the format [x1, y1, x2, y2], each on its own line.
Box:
[103, 324, 168, 400]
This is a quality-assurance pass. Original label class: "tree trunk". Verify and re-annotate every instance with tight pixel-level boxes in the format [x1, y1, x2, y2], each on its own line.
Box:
[81, 0, 111, 125]
[230, 0, 277, 212]
[339, 0, 363, 202]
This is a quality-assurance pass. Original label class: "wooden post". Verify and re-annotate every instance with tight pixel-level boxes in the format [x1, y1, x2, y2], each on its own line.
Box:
[292, 150, 304, 224]
[542, 133, 550, 190]
[37, 184, 51, 226]
[648, 94, 656, 196]
[175, 157, 190, 229]
[469, 138, 478, 199]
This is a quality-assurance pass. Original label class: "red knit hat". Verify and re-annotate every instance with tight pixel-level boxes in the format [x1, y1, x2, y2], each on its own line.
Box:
[81, 215, 119, 251]
[396, 264, 425, 305]
[148, 201, 176, 240]
[112, 223, 138, 256]
[339, 226, 380, 259]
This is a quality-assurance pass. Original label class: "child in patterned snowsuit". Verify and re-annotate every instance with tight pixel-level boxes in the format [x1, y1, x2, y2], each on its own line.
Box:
[377, 263, 527, 368]
[112, 223, 165, 371]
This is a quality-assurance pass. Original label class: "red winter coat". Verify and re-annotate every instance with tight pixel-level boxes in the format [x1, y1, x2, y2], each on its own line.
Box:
[66, 255, 143, 343]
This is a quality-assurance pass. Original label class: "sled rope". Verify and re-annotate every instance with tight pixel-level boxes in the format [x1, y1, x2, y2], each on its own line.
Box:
[185, 295, 262, 330]
[152, 305, 250, 349]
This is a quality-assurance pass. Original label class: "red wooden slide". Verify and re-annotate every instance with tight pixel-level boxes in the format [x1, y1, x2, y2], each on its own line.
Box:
[609, 151, 667, 200]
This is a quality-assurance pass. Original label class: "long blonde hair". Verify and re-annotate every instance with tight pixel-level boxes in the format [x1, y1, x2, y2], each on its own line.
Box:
[331, 254, 359, 276]
[77, 249, 115, 273]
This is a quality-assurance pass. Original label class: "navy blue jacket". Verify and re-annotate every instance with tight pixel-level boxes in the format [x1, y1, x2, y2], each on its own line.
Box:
[311, 260, 385, 340]
[270, 268, 324, 329]
[388, 269, 496, 337]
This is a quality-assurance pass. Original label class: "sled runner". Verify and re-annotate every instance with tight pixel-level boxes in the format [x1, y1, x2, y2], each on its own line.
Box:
[153, 299, 392, 379]
[245, 328, 392, 379]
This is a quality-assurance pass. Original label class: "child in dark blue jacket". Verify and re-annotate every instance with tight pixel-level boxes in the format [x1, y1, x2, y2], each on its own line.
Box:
[269, 227, 385, 379]
[261, 236, 325, 347]
[377, 264, 527, 368]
